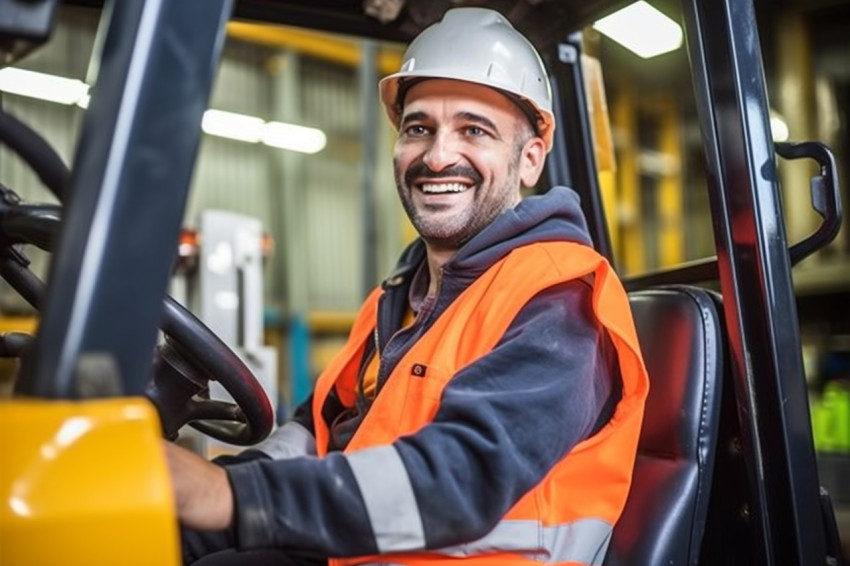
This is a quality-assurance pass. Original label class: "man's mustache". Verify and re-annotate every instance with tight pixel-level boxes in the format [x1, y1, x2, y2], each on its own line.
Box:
[404, 163, 483, 188]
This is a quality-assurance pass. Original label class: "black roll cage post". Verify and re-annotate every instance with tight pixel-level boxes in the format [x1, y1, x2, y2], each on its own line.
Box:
[547, 0, 837, 564]
[683, 1, 828, 563]
[546, 32, 615, 264]
[15, 0, 235, 398]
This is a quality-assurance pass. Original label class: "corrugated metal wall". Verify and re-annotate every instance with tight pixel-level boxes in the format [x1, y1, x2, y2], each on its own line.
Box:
[188, 41, 273, 230]
[0, 6, 405, 317]
[300, 58, 364, 310]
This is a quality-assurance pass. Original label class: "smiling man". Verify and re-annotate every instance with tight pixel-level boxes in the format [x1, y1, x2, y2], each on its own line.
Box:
[167, 8, 649, 566]
[392, 79, 544, 276]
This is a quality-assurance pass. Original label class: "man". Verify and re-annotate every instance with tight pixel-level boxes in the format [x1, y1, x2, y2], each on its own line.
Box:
[167, 7, 648, 566]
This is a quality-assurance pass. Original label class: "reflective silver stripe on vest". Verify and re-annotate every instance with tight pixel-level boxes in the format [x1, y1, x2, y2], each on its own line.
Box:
[253, 421, 317, 459]
[436, 518, 612, 564]
[359, 517, 612, 565]
[346, 445, 426, 552]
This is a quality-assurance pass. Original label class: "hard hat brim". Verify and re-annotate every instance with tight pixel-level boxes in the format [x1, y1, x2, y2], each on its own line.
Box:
[379, 72, 555, 152]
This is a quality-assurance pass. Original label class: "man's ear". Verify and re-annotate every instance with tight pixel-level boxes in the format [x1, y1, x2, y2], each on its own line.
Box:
[519, 136, 547, 189]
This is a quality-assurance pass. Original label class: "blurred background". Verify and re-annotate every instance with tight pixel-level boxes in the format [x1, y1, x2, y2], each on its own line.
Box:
[0, 0, 849, 543]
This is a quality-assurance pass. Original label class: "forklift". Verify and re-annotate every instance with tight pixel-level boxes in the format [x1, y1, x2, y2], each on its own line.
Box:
[0, 0, 846, 564]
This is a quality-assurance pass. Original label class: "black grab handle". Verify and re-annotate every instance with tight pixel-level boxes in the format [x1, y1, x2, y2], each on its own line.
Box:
[775, 141, 843, 266]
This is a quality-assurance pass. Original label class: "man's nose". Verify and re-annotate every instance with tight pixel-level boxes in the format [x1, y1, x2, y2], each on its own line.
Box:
[422, 133, 460, 172]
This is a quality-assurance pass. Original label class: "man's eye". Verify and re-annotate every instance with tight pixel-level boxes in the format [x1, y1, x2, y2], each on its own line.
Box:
[405, 125, 429, 136]
[466, 126, 485, 136]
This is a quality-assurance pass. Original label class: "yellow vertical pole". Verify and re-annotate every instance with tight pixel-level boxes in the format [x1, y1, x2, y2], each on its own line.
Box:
[611, 82, 644, 275]
[582, 55, 619, 258]
[598, 169, 619, 257]
[657, 95, 684, 267]
[775, 10, 818, 248]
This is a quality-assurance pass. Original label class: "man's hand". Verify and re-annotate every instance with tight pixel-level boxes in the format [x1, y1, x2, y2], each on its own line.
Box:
[163, 441, 235, 531]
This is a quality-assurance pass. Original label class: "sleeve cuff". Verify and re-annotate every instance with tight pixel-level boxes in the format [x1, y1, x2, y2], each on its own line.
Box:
[226, 460, 277, 550]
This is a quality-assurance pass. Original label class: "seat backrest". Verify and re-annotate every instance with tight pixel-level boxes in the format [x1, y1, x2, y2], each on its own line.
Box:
[604, 286, 725, 566]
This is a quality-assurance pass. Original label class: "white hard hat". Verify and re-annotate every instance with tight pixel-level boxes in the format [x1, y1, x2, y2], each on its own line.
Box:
[379, 7, 555, 151]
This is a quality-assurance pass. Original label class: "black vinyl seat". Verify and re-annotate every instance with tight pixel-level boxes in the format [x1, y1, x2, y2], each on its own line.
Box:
[604, 286, 725, 566]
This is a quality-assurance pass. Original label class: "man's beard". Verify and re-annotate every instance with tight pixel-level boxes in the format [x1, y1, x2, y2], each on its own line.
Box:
[394, 160, 521, 250]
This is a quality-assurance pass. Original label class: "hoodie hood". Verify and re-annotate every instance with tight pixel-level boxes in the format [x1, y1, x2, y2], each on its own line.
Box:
[450, 185, 592, 272]
[384, 186, 593, 292]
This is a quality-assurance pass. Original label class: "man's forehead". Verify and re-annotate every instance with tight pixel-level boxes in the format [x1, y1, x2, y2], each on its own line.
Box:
[400, 79, 523, 122]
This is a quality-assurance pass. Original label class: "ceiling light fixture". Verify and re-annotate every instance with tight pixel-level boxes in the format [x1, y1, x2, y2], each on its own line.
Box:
[262, 121, 327, 154]
[0, 70, 326, 154]
[201, 110, 327, 154]
[592, 1, 683, 59]
[0, 67, 90, 106]
[201, 109, 266, 144]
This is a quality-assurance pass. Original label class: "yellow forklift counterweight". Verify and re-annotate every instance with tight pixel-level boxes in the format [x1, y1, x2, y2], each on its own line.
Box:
[0, 398, 179, 566]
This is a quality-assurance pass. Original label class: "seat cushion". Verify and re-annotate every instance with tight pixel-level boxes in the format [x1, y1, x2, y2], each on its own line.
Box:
[604, 286, 724, 566]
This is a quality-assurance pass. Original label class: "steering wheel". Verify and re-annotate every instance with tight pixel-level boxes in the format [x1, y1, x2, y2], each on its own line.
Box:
[0, 109, 274, 446]
[147, 297, 274, 444]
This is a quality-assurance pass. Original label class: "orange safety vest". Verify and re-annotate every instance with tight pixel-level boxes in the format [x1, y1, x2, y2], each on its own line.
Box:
[312, 241, 649, 566]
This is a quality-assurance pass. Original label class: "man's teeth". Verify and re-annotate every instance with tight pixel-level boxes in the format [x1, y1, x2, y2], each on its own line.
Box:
[421, 183, 468, 194]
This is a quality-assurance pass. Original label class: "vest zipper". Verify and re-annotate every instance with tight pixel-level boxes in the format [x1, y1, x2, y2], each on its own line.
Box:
[375, 268, 443, 390]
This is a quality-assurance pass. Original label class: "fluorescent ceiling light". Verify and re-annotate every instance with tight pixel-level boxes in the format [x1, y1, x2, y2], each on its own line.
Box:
[202, 109, 265, 143]
[202, 110, 326, 154]
[0, 67, 326, 154]
[262, 121, 327, 154]
[593, 1, 683, 59]
[0, 67, 90, 105]
[77, 91, 91, 109]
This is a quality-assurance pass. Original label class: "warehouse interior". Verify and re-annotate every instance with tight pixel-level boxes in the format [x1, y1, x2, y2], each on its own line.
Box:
[1, 0, 849, 557]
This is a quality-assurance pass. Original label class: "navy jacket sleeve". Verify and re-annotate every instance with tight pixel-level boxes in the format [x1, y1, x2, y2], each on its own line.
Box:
[224, 279, 618, 556]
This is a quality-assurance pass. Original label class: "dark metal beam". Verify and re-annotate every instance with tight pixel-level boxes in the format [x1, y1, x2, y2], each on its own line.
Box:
[547, 33, 615, 266]
[681, 0, 827, 563]
[18, 0, 234, 398]
[360, 39, 379, 299]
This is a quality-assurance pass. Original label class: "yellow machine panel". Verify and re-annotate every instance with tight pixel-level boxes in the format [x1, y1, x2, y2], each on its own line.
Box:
[0, 398, 179, 566]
